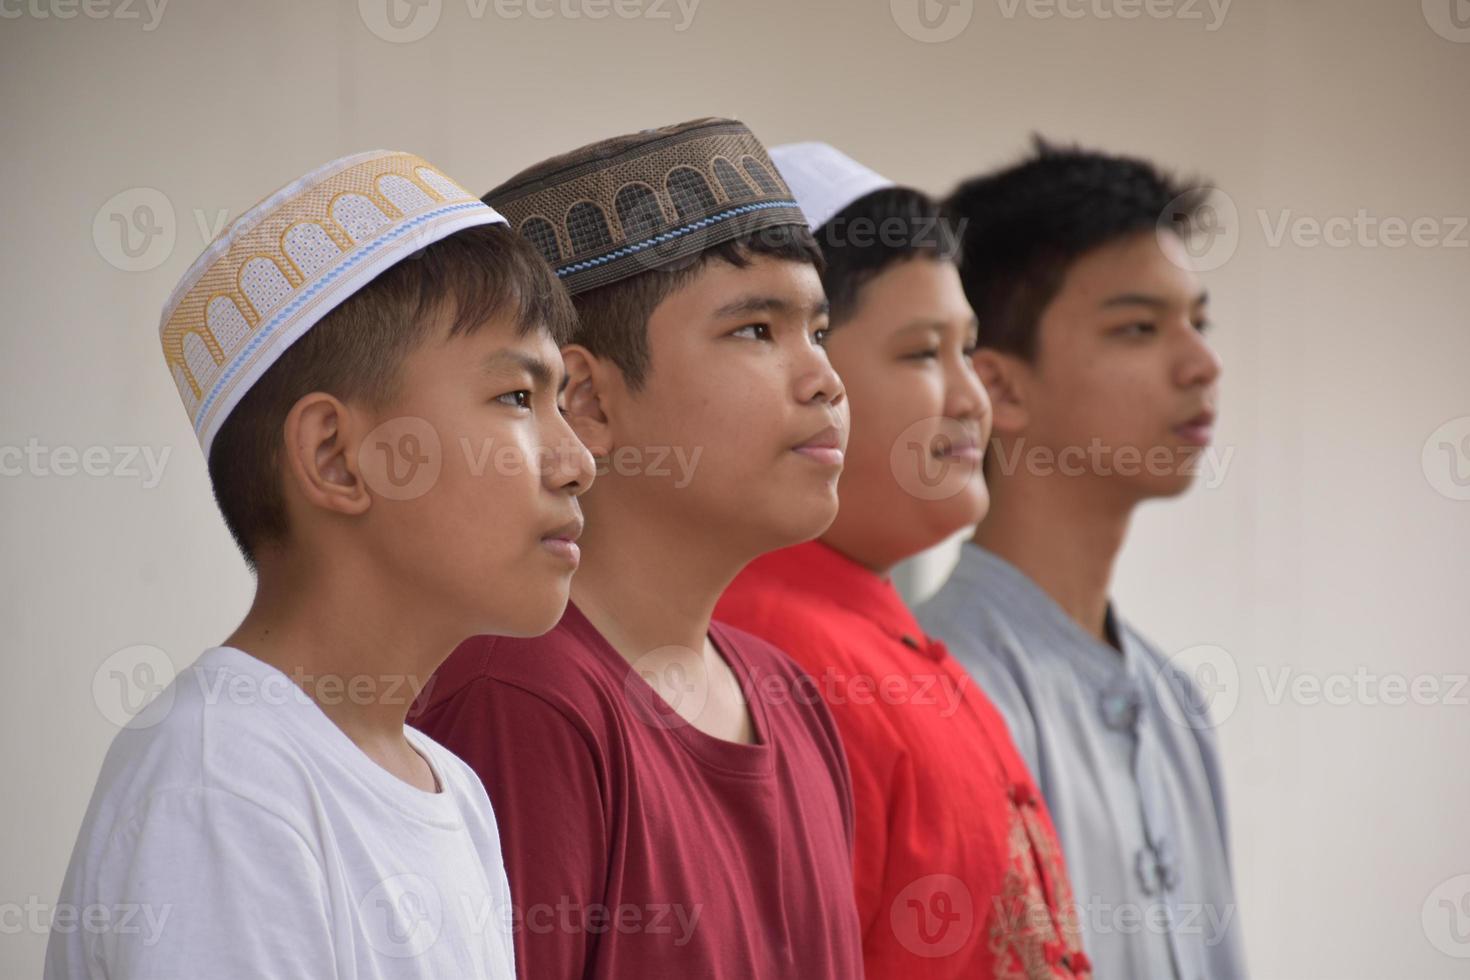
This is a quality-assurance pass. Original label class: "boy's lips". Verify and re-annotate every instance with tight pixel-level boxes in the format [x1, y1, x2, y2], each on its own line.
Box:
[933, 429, 983, 461]
[540, 515, 584, 566]
[792, 424, 845, 467]
[1174, 409, 1216, 446]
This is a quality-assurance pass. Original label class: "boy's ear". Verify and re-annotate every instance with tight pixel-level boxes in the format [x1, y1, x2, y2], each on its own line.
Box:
[560, 345, 614, 457]
[280, 393, 374, 518]
[971, 349, 1030, 436]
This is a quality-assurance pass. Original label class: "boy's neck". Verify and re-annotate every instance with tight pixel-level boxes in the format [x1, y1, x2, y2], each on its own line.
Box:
[224, 550, 451, 743]
[569, 489, 744, 666]
[974, 466, 1134, 648]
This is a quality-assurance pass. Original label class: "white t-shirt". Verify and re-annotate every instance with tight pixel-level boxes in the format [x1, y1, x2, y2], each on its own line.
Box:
[45, 646, 517, 980]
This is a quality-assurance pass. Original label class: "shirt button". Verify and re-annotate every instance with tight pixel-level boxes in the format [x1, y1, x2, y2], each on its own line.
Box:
[1099, 684, 1141, 732]
[1135, 848, 1160, 895]
[1009, 782, 1037, 807]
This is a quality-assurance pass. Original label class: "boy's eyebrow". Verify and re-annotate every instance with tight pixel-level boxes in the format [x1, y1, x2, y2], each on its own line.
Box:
[480, 349, 560, 390]
[1100, 289, 1210, 310]
[712, 294, 831, 320]
[896, 315, 980, 334]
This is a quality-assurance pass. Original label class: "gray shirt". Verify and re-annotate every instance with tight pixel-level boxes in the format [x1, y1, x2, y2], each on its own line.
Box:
[917, 544, 1247, 980]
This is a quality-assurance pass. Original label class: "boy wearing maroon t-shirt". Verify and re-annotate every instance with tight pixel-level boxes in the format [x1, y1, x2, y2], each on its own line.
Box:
[412, 119, 864, 978]
[717, 143, 1090, 978]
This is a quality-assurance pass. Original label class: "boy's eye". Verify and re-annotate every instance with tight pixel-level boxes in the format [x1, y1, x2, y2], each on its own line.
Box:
[496, 390, 533, 409]
[962, 344, 979, 357]
[1194, 318, 1213, 334]
[906, 348, 941, 360]
[1114, 322, 1157, 338]
[731, 323, 772, 340]
[813, 327, 831, 347]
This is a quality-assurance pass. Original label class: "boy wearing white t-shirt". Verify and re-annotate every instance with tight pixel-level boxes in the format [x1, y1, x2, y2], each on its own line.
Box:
[45, 151, 595, 979]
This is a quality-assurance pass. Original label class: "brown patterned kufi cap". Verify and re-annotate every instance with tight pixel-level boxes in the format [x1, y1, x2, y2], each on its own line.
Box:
[484, 117, 806, 294]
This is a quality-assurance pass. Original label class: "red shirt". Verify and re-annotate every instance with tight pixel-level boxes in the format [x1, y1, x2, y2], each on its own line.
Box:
[717, 541, 1091, 979]
[411, 602, 864, 979]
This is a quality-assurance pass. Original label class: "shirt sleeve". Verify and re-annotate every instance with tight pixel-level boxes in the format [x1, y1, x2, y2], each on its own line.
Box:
[412, 676, 608, 980]
[72, 787, 335, 980]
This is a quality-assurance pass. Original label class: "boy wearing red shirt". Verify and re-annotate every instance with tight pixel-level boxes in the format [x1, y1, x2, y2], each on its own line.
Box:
[412, 120, 864, 979]
[717, 143, 1090, 979]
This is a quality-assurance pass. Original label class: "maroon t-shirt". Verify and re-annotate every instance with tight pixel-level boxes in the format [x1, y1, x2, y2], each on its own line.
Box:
[411, 602, 864, 979]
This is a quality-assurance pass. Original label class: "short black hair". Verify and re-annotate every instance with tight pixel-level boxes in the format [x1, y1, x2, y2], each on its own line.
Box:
[945, 136, 1211, 361]
[813, 186, 961, 325]
[569, 222, 823, 392]
[207, 222, 576, 570]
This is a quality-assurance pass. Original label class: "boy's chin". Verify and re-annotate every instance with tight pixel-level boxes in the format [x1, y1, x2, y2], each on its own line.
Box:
[1152, 474, 1200, 498]
[753, 497, 842, 554]
[474, 593, 572, 640]
[917, 494, 990, 552]
[1118, 470, 1197, 503]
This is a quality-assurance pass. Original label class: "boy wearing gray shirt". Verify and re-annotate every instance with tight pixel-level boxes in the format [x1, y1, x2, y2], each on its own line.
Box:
[918, 139, 1247, 980]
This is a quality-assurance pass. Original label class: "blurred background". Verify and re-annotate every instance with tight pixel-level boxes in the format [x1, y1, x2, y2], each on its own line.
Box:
[2, 0, 1468, 976]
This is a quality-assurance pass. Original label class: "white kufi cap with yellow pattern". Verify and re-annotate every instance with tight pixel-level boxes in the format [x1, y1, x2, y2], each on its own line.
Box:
[159, 150, 507, 456]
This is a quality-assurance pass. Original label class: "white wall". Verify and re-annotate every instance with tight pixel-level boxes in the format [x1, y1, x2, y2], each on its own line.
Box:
[3, 1, 1468, 976]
